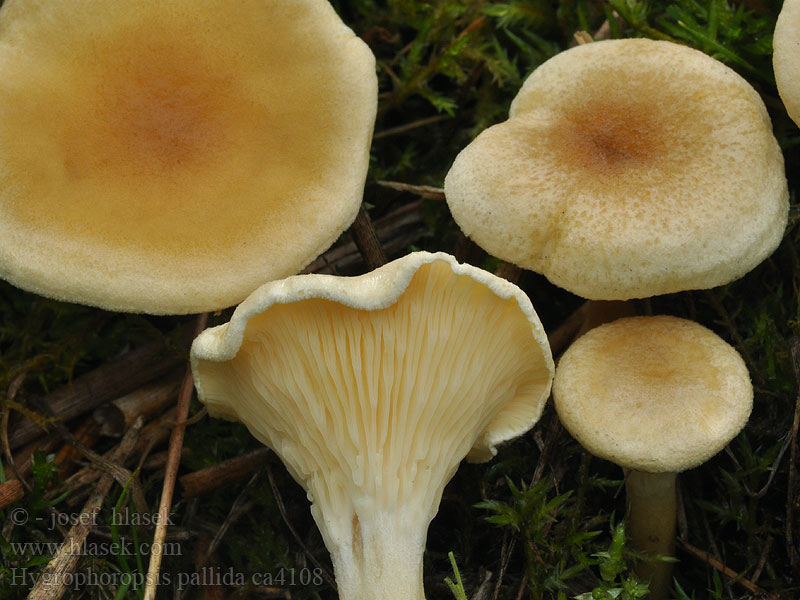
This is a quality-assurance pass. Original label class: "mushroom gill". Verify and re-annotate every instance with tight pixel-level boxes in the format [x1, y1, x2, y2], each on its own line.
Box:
[191, 252, 554, 600]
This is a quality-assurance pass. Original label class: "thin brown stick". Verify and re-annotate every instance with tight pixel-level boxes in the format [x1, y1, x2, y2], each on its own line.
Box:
[266, 462, 337, 590]
[93, 372, 183, 437]
[350, 204, 387, 270]
[143, 313, 209, 600]
[140, 448, 191, 472]
[53, 418, 102, 479]
[10, 435, 62, 481]
[180, 474, 261, 600]
[27, 417, 143, 600]
[304, 200, 424, 274]
[530, 413, 562, 488]
[376, 180, 446, 201]
[200, 476, 259, 571]
[0, 479, 23, 509]
[31, 395, 134, 489]
[180, 447, 271, 499]
[490, 531, 516, 600]
[470, 569, 494, 600]
[134, 407, 179, 458]
[751, 534, 772, 584]
[514, 570, 529, 600]
[677, 539, 764, 594]
[373, 115, 450, 140]
[2, 373, 31, 490]
[786, 337, 800, 572]
[55, 408, 176, 500]
[9, 330, 190, 450]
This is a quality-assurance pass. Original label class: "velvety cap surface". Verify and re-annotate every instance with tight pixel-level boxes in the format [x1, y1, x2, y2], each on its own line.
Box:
[774, 0, 800, 126]
[0, 0, 376, 313]
[553, 315, 752, 472]
[445, 39, 788, 300]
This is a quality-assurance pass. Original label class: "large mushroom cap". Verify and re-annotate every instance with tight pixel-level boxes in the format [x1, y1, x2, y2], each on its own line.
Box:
[553, 315, 753, 473]
[774, 0, 800, 127]
[445, 39, 788, 300]
[191, 251, 554, 600]
[0, 0, 376, 314]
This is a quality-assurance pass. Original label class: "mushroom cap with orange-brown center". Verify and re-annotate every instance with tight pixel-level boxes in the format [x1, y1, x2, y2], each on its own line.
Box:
[552, 315, 753, 473]
[445, 39, 788, 300]
[0, 0, 376, 314]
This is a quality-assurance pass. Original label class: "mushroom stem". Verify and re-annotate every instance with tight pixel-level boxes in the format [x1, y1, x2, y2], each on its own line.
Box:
[319, 507, 427, 600]
[625, 469, 677, 600]
[574, 300, 638, 339]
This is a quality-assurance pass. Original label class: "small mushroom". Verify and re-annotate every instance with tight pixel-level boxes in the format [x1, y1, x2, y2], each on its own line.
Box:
[774, 0, 800, 127]
[552, 315, 752, 599]
[0, 0, 377, 314]
[191, 252, 555, 600]
[444, 39, 788, 300]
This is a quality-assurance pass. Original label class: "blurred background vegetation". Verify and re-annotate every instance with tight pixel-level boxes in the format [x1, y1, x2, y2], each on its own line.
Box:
[1, 0, 798, 598]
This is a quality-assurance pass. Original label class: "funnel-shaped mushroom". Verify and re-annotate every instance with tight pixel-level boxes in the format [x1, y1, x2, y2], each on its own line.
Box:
[445, 39, 788, 300]
[774, 0, 800, 127]
[553, 316, 752, 599]
[0, 0, 376, 314]
[191, 252, 554, 600]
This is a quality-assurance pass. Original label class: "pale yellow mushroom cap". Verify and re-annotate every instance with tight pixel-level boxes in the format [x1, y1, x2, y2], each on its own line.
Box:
[553, 315, 753, 473]
[0, 0, 377, 314]
[191, 251, 554, 600]
[445, 39, 788, 300]
[774, 0, 800, 126]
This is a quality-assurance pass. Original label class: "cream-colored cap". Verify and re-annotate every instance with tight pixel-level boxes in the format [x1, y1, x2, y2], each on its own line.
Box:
[774, 0, 800, 126]
[445, 39, 788, 300]
[0, 0, 377, 314]
[191, 251, 554, 600]
[553, 315, 753, 473]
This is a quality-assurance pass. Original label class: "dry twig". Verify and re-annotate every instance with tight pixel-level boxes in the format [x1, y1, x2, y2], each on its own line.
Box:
[143, 313, 209, 600]
[304, 200, 424, 274]
[180, 447, 271, 499]
[349, 204, 387, 269]
[93, 373, 182, 437]
[0, 479, 23, 510]
[677, 538, 764, 594]
[53, 419, 101, 479]
[9, 331, 189, 450]
[376, 180, 446, 201]
[786, 337, 800, 573]
[373, 115, 450, 140]
[27, 417, 144, 600]
[266, 462, 337, 591]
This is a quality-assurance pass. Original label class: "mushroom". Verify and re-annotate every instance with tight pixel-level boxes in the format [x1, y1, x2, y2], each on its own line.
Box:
[0, 0, 377, 314]
[444, 38, 788, 301]
[774, 0, 800, 127]
[552, 315, 753, 599]
[190, 251, 555, 600]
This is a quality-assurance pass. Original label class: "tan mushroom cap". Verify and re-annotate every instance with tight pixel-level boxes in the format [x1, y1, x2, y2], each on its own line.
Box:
[774, 0, 800, 127]
[0, 0, 376, 314]
[191, 251, 554, 600]
[553, 315, 752, 473]
[445, 39, 788, 300]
